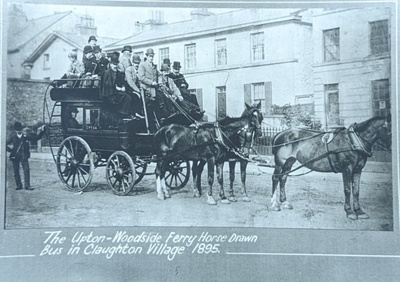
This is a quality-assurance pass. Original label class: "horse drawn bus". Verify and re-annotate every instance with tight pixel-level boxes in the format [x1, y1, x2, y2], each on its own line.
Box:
[43, 75, 391, 220]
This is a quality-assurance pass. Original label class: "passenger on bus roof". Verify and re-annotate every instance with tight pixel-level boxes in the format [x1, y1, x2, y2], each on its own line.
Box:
[138, 48, 160, 102]
[51, 49, 84, 88]
[81, 46, 97, 87]
[93, 45, 109, 77]
[125, 54, 144, 119]
[118, 45, 133, 73]
[100, 54, 137, 120]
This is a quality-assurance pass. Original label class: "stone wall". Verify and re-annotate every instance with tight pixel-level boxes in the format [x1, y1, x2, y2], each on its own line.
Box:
[6, 78, 51, 131]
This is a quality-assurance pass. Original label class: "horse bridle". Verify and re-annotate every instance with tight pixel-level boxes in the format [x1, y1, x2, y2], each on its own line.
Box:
[236, 109, 262, 152]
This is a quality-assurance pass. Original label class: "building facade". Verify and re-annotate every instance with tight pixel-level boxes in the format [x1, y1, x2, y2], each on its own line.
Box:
[312, 7, 393, 128]
[105, 9, 314, 125]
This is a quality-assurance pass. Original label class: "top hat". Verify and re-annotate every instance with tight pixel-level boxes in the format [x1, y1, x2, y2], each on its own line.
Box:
[109, 54, 119, 64]
[92, 45, 102, 53]
[83, 45, 93, 54]
[163, 58, 171, 66]
[14, 121, 23, 131]
[122, 45, 132, 53]
[88, 35, 97, 43]
[160, 64, 170, 72]
[146, 48, 155, 56]
[172, 61, 181, 70]
[131, 54, 141, 64]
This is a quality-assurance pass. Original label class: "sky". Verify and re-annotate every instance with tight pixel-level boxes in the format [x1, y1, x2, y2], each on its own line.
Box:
[17, 2, 239, 39]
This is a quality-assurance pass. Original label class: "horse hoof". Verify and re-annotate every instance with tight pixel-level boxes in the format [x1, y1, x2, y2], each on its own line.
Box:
[271, 205, 281, 212]
[157, 195, 165, 201]
[346, 211, 358, 220]
[282, 202, 293, 210]
[355, 210, 370, 219]
[193, 191, 201, 198]
[207, 196, 217, 205]
[164, 192, 171, 198]
[228, 196, 237, 202]
[221, 199, 230, 204]
[242, 196, 251, 202]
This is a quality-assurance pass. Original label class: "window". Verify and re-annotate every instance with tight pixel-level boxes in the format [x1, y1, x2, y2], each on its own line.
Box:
[323, 28, 340, 62]
[251, 32, 264, 61]
[185, 44, 196, 70]
[244, 82, 272, 114]
[370, 20, 389, 55]
[372, 79, 390, 117]
[295, 94, 315, 115]
[159, 47, 169, 66]
[43, 54, 50, 69]
[215, 39, 227, 66]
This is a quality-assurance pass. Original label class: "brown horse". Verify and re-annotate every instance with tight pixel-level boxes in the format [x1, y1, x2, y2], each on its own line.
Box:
[271, 116, 391, 220]
[153, 103, 263, 204]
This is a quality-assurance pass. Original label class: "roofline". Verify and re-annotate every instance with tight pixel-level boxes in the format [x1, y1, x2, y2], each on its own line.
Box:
[8, 11, 73, 52]
[104, 15, 311, 51]
[24, 32, 81, 64]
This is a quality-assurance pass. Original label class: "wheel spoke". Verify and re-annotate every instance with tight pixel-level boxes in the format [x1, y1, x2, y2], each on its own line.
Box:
[176, 173, 183, 184]
[67, 139, 75, 158]
[165, 172, 172, 180]
[71, 172, 76, 188]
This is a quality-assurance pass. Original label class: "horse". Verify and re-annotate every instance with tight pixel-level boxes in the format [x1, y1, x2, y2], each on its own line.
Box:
[215, 102, 263, 203]
[153, 102, 263, 205]
[270, 115, 391, 220]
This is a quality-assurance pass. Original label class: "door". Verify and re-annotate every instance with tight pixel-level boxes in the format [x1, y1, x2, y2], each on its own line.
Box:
[216, 86, 226, 119]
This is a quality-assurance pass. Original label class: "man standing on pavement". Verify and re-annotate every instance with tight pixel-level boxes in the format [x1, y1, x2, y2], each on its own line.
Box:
[6, 121, 46, 191]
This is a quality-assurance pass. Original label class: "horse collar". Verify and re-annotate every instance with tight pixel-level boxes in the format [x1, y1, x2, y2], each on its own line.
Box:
[347, 124, 372, 157]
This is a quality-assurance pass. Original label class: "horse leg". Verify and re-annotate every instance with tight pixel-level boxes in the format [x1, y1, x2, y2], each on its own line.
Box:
[155, 161, 165, 200]
[240, 160, 251, 202]
[206, 158, 217, 205]
[192, 161, 201, 197]
[352, 171, 369, 219]
[342, 168, 357, 220]
[216, 162, 230, 204]
[271, 165, 282, 211]
[161, 161, 170, 198]
[196, 160, 206, 197]
[228, 161, 237, 202]
[279, 158, 296, 210]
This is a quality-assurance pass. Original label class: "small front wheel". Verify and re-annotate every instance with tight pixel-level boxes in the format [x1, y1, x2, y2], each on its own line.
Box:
[106, 151, 136, 196]
[165, 160, 190, 190]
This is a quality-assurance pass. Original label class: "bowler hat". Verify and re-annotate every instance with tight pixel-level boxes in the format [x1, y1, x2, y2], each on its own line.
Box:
[163, 58, 171, 66]
[14, 121, 23, 131]
[88, 35, 97, 43]
[83, 45, 93, 54]
[173, 61, 181, 70]
[109, 54, 119, 64]
[122, 45, 132, 53]
[93, 45, 102, 53]
[146, 48, 155, 56]
[160, 64, 170, 72]
[132, 54, 141, 64]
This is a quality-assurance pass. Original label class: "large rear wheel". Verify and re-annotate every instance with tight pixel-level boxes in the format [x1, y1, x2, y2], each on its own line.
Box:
[56, 136, 94, 192]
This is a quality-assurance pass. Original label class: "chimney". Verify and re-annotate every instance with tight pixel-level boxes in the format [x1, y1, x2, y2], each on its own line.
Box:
[135, 10, 166, 31]
[75, 14, 97, 36]
[190, 8, 213, 21]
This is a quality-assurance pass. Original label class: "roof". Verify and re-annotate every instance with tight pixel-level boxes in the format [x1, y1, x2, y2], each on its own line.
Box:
[8, 11, 72, 52]
[104, 8, 304, 50]
[24, 31, 120, 64]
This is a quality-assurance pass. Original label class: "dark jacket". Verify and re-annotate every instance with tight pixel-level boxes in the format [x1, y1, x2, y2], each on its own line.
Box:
[100, 68, 126, 98]
[83, 55, 97, 75]
[6, 129, 45, 160]
[94, 57, 109, 76]
[167, 72, 189, 90]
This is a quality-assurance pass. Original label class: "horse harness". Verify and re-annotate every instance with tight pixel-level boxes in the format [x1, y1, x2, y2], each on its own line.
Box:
[323, 124, 372, 173]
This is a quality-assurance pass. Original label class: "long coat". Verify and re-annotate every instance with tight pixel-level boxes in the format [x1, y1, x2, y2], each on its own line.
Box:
[100, 68, 126, 99]
[118, 55, 132, 73]
[138, 61, 160, 98]
[125, 65, 141, 94]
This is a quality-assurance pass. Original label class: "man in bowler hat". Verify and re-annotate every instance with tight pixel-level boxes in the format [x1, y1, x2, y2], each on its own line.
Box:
[6, 121, 46, 190]
[138, 48, 160, 101]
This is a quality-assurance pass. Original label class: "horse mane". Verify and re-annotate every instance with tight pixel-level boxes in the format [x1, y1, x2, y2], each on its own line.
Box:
[218, 116, 243, 126]
[354, 116, 386, 132]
